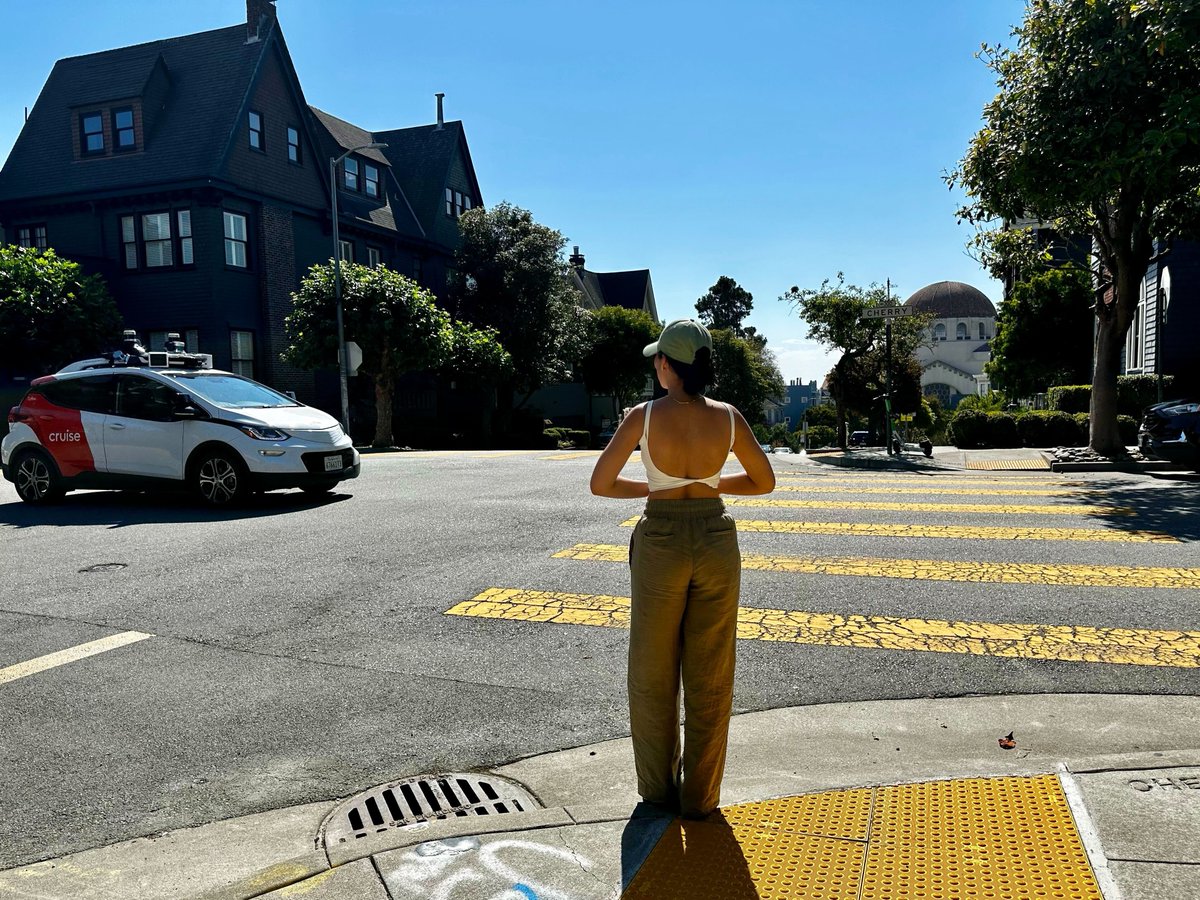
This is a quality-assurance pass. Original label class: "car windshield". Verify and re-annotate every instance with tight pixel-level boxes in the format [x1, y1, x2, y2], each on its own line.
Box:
[163, 372, 299, 409]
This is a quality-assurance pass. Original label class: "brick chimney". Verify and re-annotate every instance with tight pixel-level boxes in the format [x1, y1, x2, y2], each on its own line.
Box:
[247, 0, 277, 43]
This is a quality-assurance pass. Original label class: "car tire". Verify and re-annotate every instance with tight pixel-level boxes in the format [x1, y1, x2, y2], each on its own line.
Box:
[301, 481, 337, 495]
[192, 448, 249, 507]
[13, 449, 66, 504]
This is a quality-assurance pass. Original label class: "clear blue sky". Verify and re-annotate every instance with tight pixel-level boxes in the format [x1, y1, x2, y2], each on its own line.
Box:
[0, 0, 1026, 383]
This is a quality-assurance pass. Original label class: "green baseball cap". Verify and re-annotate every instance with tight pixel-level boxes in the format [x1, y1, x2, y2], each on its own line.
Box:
[642, 319, 713, 364]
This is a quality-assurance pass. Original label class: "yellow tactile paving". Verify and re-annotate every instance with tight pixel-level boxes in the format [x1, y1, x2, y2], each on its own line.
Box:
[774, 484, 1081, 496]
[446, 588, 1200, 668]
[726, 497, 1133, 516]
[556, 542, 1200, 589]
[616, 516, 1175, 542]
[624, 775, 1102, 899]
[967, 457, 1052, 470]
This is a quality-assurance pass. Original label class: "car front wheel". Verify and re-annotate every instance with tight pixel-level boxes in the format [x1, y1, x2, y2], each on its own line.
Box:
[192, 449, 249, 507]
[13, 449, 66, 504]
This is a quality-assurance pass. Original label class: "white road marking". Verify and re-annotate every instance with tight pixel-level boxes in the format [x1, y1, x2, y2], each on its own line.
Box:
[0, 631, 153, 687]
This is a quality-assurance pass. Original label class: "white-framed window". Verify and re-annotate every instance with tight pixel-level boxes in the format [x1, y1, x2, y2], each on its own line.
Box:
[224, 211, 248, 268]
[286, 126, 300, 164]
[248, 111, 263, 151]
[121, 216, 137, 269]
[956, 322, 968, 340]
[343, 157, 359, 191]
[142, 212, 174, 267]
[178, 210, 193, 265]
[367, 246, 381, 267]
[230, 330, 254, 377]
[445, 188, 472, 218]
[16, 225, 47, 249]
[1126, 279, 1147, 372]
[364, 163, 380, 198]
[933, 323, 947, 342]
[338, 239, 353, 263]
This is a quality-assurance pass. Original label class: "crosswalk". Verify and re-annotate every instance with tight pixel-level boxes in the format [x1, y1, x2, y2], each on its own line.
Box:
[447, 468, 1200, 670]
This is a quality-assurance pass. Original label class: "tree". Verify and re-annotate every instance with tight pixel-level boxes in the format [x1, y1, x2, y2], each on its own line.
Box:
[708, 328, 785, 422]
[284, 262, 455, 447]
[0, 246, 122, 376]
[450, 202, 587, 400]
[780, 274, 927, 447]
[577, 305, 659, 420]
[986, 267, 1094, 399]
[949, 0, 1200, 455]
[695, 276, 754, 336]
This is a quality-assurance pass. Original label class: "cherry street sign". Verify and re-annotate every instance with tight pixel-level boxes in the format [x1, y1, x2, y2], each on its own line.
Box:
[863, 305, 915, 319]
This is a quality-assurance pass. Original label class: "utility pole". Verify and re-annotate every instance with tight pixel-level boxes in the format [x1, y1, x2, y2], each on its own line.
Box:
[885, 278, 893, 455]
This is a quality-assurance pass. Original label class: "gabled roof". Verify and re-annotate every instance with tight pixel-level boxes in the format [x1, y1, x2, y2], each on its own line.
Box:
[307, 107, 424, 240]
[573, 266, 658, 320]
[374, 121, 480, 235]
[0, 24, 267, 202]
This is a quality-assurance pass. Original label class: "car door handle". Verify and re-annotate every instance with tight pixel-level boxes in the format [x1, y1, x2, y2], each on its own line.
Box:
[108, 423, 126, 430]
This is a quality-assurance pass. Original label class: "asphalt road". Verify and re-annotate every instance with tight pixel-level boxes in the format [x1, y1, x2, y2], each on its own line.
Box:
[1, 451, 1198, 868]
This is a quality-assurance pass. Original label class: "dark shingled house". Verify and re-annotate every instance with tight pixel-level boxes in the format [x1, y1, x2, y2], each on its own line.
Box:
[0, 0, 483, 412]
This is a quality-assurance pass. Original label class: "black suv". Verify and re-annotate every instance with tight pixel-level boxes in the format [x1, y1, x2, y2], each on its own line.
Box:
[1138, 399, 1200, 467]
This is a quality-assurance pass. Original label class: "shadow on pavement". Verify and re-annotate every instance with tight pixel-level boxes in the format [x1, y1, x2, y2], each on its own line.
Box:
[0, 488, 352, 529]
[621, 810, 756, 897]
[1075, 480, 1200, 542]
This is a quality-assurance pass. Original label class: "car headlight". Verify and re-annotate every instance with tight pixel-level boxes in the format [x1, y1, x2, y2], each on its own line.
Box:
[240, 425, 290, 441]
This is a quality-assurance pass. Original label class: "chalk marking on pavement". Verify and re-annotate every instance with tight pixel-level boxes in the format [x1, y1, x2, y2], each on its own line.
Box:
[446, 588, 1200, 668]
[555, 543, 1199, 589]
[616, 516, 1176, 543]
[0, 631, 153, 687]
[726, 497, 1133, 516]
[773, 484, 1082, 497]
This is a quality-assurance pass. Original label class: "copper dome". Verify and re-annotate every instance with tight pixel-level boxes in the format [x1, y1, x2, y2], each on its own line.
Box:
[904, 281, 996, 318]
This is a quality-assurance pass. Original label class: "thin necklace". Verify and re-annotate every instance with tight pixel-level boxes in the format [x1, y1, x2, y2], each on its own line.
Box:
[668, 394, 699, 405]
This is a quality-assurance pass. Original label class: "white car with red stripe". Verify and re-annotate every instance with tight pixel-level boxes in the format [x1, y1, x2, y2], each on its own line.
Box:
[3, 360, 359, 506]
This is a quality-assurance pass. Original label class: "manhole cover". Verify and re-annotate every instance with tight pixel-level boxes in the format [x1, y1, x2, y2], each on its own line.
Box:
[320, 773, 541, 845]
[79, 563, 128, 574]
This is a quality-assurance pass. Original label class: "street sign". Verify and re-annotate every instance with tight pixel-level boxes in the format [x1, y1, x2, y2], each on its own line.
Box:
[863, 305, 914, 319]
[340, 340, 363, 375]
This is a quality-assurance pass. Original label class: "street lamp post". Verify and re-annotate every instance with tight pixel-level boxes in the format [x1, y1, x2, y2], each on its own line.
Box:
[329, 142, 387, 436]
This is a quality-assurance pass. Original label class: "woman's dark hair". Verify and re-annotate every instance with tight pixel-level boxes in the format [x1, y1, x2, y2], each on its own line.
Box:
[662, 347, 714, 396]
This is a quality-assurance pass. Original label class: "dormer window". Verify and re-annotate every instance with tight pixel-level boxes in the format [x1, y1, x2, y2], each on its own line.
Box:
[445, 188, 472, 218]
[114, 108, 135, 151]
[364, 163, 380, 198]
[81, 112, 105, 155]
[343, 157, 359, 191]
[248, 110, 264, 151]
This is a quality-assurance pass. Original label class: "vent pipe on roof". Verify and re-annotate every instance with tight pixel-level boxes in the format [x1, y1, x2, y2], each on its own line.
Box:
[435, 93, 445, 130]
[246, 0, 277, 43]
[569, 246, 585, 269]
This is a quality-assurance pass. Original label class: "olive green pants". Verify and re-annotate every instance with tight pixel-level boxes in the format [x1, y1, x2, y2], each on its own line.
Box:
[628, 498, 741, 816]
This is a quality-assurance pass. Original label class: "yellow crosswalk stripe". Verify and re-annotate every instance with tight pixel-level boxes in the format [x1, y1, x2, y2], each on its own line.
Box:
[446, 588, 1200, 668]
[540, 452, 601, 460]
[775, 475, 1079, 484]
[726, 497, 1132, 516]
[554, 543, 1199, 589]
[616, 516, 1176, 543]
[773, 484, 1080, 497]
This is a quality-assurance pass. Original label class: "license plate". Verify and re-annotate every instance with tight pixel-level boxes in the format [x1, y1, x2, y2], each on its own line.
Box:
[324, 455, 343, 472]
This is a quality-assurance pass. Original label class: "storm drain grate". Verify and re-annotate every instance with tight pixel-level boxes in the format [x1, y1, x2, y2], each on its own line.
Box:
[320, 772, 541, 845]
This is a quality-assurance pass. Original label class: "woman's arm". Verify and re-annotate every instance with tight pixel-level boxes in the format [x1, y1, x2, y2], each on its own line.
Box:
[589, 405, 650, 498]
[718, 405, 776, 496]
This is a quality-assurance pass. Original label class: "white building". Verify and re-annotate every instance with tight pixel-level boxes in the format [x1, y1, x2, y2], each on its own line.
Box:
[905, 281, 997, 408]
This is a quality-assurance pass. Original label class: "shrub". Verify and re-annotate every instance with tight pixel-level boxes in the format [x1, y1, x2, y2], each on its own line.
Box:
[1073, 413, 1090, 444]
[806, 425, 836, 448]
[1047, 385, 1091, 414]
[986, 412, 1021, 448]
[542, 427, 590, 449]
[1015, 411, 1048, 447]
[1047, 411, 1085, 446]
[949, 409, 988, 449]
[1117, 415, 1138, 446]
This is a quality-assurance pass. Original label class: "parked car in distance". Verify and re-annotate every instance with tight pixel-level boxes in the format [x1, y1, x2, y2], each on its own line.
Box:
[849, 431, 870, 447]
[1139, 399, 1200, 467]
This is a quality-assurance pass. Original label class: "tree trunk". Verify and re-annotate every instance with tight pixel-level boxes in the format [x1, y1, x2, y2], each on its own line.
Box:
[373, 375, 394, 448]
[1089, 319, 1123, 455]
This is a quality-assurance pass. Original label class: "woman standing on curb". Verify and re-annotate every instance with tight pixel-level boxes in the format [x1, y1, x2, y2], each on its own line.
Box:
[589, 319, 775, 818]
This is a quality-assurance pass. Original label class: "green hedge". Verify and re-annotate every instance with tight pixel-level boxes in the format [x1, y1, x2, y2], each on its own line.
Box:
[806, 425, 836, 448]
[1048, 375, 1176, 417]
[542, 427, 591, 449]
[950, 409, 1140, 449]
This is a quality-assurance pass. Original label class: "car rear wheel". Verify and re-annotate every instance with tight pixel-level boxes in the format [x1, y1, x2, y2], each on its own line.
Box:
[192, 449, 249, 507]
[13, 449, 66, 504]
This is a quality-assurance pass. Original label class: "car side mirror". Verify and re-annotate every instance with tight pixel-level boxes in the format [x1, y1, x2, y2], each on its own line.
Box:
[173, 394, 206, 419]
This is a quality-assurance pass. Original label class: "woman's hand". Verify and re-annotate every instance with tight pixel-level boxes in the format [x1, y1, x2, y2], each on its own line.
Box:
[590, 406, 651, 498]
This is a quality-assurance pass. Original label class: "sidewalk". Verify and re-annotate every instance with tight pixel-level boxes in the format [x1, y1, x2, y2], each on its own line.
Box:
[3, 694, 1197, 899]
